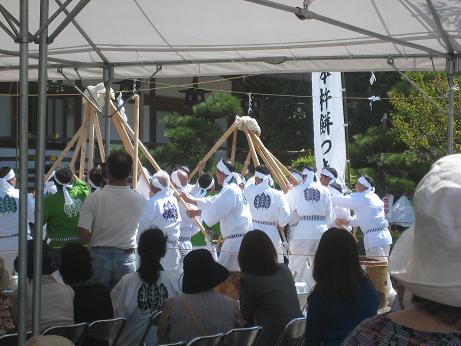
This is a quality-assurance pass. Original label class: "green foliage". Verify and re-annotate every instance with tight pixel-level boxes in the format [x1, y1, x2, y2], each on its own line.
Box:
[192, 92, 243, 119]
[290, 152, 316, 171]
[388, 72, 461, 162]
[152, 113, 221, 169]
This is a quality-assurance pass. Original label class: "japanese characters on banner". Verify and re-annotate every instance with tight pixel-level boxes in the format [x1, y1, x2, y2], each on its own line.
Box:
[382, 193, 394, 219]
[312, 72, 347, 183]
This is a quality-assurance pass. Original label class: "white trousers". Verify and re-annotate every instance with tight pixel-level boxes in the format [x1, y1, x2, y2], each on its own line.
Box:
[160, 247, 180, 272]
[366, 245, 396, 301]
[288, 239, 320, 291]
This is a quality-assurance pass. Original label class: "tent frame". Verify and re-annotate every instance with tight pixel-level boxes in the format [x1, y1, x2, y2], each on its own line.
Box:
[3, 0, 458, 341]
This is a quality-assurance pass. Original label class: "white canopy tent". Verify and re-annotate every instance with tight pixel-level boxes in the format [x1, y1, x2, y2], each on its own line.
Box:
[0, 0, 460, 80]
[1, 0, 460, 340]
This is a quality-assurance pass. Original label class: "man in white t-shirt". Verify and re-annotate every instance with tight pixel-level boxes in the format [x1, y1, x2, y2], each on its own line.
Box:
[138, 170, 182, 271]
[77, 150, 146, 289]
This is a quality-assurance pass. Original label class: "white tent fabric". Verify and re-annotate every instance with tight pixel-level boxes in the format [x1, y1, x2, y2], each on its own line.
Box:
[0, 0, 460, 80]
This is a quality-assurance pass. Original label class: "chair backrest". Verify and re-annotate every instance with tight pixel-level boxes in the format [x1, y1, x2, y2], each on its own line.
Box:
[275, 317, 306, 346]
[83, 317, 126, 345]
[222, 326, 262, 346]
[0, 332, 32, 346]
[138, 310, 162, 346]
[42, 322, 88, 344]
[157, 342, 186, 346]
[186, 332, 224, 346]
[297, 292, 309, 314]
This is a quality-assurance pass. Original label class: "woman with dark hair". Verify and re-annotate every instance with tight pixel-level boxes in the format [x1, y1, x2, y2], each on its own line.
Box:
[44, 165, 89, 248]
[239, 230, 301, 346]
[305, 228, 379, 345]
[111, 228, 181, 346]
[59, 243, 113, 323]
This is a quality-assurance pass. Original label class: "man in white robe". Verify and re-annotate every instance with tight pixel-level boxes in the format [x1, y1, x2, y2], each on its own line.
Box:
[286, 166, 334, 288]
[319, 166, 352, 230]
[139, 171, 182, 271]
[244, 165, 290, 260]
[332, 175, 395, 300]
[0, 167, 35, 273]
[182, 160, 252, 272]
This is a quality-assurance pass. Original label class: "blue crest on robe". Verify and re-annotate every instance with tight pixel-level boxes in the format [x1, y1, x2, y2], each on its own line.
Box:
[162, 201, 178, 221]
[254, 192, 271, 209]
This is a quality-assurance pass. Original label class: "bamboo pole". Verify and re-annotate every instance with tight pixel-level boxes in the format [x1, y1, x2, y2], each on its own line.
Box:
[251, 132, 290, 188]
[230, 128, 238, 162]
[189, 121, 239, 179]
[88, 110, 95, 171]
[93, 110, 106, 163]
[244, 130, 260, 167]
[251, 133, 288, 192]
[70, 140, 81, 174]
[133, 95, 140, 188]
[241, 151, 252, 176]
[78, 105, 90, 179]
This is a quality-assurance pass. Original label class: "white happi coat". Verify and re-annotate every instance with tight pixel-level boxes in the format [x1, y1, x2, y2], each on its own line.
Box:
[197, 181, 252, 271]
[244, 182, 290, 250]
[286, 181, 335, 239]
[333, 190, 392, 251]
[0, 186, 35, 273]
[328, 186, 352, 230]
[138, 189, 182, 270]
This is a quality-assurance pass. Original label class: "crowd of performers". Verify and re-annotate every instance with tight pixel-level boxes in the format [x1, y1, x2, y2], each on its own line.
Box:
[0, 150, 395, 303]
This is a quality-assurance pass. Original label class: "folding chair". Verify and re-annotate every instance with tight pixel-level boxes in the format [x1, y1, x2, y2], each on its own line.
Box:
[297, 292, 309, 315]
[0, 332, 32, 346]
[275, 317, 306, 346]
[42, 322, 88, 345]
[81, 317, 126, 346]
[158, 342, 186, 346]
[222, 326, 262, 346]
[186, 332, 224, 346]
[139, 310, 162, 346]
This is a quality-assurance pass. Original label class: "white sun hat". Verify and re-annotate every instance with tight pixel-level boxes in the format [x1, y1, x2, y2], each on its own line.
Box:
[389, 154, 461, 307]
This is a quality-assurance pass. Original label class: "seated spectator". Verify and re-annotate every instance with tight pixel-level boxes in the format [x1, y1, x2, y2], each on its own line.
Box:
[111, 228, 181, 346]
[59, 242, 113, 323]
[44, 166, 90, 249]
[239, 230, 302, 346]
[10, 240, 74, 331]
[158, 249, 239, 344]
[306, 228, 379, 346]
[344, 155, 461, 345]
[25, 335, 74, 346]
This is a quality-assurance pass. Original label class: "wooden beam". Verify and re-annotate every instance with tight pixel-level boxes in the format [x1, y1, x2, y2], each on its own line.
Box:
[230, 128, 238, 162]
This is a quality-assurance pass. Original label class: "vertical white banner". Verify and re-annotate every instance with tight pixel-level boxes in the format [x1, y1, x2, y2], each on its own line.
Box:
[312, 72, 347, 183]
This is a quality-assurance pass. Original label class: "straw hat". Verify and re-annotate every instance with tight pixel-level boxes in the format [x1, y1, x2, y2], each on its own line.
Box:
[389, 154, 461, 307]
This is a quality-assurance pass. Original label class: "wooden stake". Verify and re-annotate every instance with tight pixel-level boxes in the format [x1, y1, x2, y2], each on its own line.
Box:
[79, 105, 90, 179]
[93, 110, 106, 163]
[241, 151, 252, 176]
[88, 110, 95, 171]
[230, 128, 238, 162]
[133, 95, 140, 188]
[44, 123, 82, 181]
[189, 121, 239, 179]
[245, 130, 260, 167]
[70, 140, 81, 174]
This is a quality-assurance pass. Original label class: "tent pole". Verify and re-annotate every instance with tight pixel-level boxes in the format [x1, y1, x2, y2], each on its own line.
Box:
[447, 57, 455, 154]
[103, 65, 113, 155]
[18, 0, 30, 343]
[32, 0, 49, 335]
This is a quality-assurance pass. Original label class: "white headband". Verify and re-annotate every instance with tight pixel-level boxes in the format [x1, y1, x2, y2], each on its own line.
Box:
[201, 177, 215, 191]
[217, 159, 231, 176]
[255, 171, 274, 188]
[150, 172, 170, 193]
[54, 173, 74, 206]
[88, 178, 100, 191]
[291, 172, 302, 184]
[358, 176, 374, 191]
[321, 168, 336, 184]
[302, 168, 315, 186]
[171, 170, 186, 191]
[2, 169, 15, 182]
